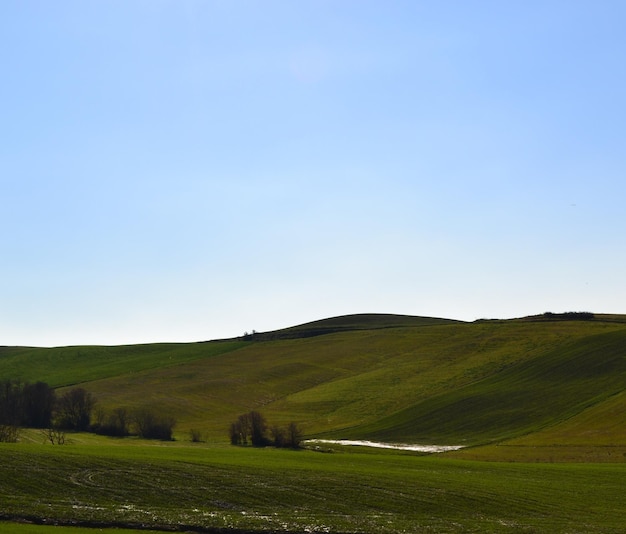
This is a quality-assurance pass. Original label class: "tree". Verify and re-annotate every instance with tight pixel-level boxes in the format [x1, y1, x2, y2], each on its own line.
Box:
[0, 380, 22, 427]
[55, 387, 96, 431]
[22, 382, 56, 428]
[133, 409, 176, 440]
[189, 428, 205, 442]
[42, 427, 66, 445]
[270, 425, 286, 448]
[93, 407, 130, 437]
[285, 421, 303, 448]
[229, 411, 269, 446]
[249, 410, 269, 446]
[229, 411, 299, 448]
[0, 424, 19, 443]
[230, 412, 251, 445]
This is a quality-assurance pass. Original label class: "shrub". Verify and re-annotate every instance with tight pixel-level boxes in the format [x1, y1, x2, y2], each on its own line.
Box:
[0, 424, 19, 443]
[230, 411, 302, 448]
[93, 407, 130, 437]
[42, 427, 65, 445]
[189, 428, 205, 442]
[134, 409, 176, 440]
[229, 411, 269, 446]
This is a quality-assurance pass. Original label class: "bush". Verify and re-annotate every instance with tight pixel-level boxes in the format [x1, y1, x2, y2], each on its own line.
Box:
[93, 407, 130, 437]
[0, 424, 19, 443]
[229, 411, 270, 446]
[134, 409, 176, 440]
[230, 411, 302, 448]
[42, 427, 66, 445]
[189, 428, 205, 442]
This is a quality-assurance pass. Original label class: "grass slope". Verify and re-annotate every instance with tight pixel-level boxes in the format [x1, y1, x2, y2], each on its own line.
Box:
[0, 340, 246, 387]
[344, 328, 626, 445]
[2, 314, 626, 454]
[251, 312, 462, 339]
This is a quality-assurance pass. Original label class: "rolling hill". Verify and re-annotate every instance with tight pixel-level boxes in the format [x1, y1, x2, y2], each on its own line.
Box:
[2, 312, 626, 458]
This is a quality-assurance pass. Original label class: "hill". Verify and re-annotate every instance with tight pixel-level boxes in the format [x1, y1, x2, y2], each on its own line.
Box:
[244, 313, 463, 340]
[2, 313, 626, 459]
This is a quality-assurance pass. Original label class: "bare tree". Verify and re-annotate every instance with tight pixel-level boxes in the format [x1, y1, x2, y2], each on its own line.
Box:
[0, 424, 19, 443]
[134, 409, 176, 440]
[42, 427, 66, 445]
[22, 382, 56, 428]
[286, 421, 303, 448]
[55, 388, 96, 431]
[270, 425, 286, 447]
[249, 410, 269, 446]
[229, 411, 272, 447]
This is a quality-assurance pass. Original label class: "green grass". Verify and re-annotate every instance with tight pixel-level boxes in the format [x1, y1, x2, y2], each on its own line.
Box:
[0, 340, 247, 387]
[1, 439, 626, 533]
[254, 312, 463, 339]
[343, 328, 626, 445]
[0, 526, 158, 534]
[3, 314, 626, 532]
[2, 314, 626, 457]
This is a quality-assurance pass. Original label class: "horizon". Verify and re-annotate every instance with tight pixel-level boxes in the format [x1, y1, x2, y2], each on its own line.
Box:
[3, 1, 626, 347]
[3, 309, 613, 349]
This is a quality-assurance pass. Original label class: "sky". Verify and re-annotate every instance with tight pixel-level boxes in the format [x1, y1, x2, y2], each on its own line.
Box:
[2, 1, 626, 347]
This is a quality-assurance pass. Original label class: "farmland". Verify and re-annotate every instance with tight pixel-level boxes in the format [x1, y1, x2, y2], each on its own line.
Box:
[1, 439, 626, 533]
[1, 313, 626, 532]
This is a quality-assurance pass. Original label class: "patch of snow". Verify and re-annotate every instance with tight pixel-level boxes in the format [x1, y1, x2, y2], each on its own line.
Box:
[304, 439, 464, 453]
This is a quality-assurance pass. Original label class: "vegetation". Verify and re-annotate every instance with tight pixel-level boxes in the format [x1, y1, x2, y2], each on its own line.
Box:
[0, 380, 55, 431]
[133, 409, 176, 441]
[54, 387, 95, 431]
[1, 312, 626, 531]
[1, 313, 626, 451]
[229, 410, 303, 448]
[1, 440, 626, 533]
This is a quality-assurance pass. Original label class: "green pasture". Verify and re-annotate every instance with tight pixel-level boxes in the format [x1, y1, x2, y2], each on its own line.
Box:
[2, 314, 626, 532]
[0, 340, 247, 388]
[343, 328, 626, 445]
[1, 439, 626, 533]
[2, 314, 626, 456]
[0, 527, 150, 534]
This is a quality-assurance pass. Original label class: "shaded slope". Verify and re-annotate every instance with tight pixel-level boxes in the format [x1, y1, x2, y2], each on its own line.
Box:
[247, 313, 462, 340]
[344, 329, 626, 445]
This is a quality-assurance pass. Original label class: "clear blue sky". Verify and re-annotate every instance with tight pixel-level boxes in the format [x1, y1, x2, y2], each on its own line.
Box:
[2, 1, 625, 347]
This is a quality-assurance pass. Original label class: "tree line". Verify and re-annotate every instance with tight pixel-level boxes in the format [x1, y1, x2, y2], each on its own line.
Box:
[1, 380, 305, 448]
[0, 379, 175, 442]
[229, 410, 303, 448]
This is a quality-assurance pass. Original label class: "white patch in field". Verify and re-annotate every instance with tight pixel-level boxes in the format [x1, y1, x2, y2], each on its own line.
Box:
[304, 439, 464, 453]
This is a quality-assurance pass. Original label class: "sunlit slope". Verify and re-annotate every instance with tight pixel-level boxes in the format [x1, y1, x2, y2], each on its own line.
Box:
[0, 314, 453, 386]
[0, 341, 247, 387]
[341, 328, 626, 445]
[45, 317, 626, 444]
[3, 314, 626, 447]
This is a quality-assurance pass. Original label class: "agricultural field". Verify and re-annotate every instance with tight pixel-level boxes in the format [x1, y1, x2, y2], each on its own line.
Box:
[1, 439, 626, 533]
[1, 313, 626, 532]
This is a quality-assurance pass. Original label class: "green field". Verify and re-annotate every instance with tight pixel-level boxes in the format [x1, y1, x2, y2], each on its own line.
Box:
[2, 312, 626, 532]
[1, 439, 626, 533]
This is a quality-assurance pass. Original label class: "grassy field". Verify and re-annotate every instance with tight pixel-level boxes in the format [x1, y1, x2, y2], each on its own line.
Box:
[2, 314, 626, 451]
[1, 438, 626, 533]
[2, 313, 626, 532]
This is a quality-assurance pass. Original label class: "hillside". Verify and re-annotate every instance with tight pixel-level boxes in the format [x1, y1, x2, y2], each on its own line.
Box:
[2, 313, 626, 458]
[245, 313, 463, 340]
